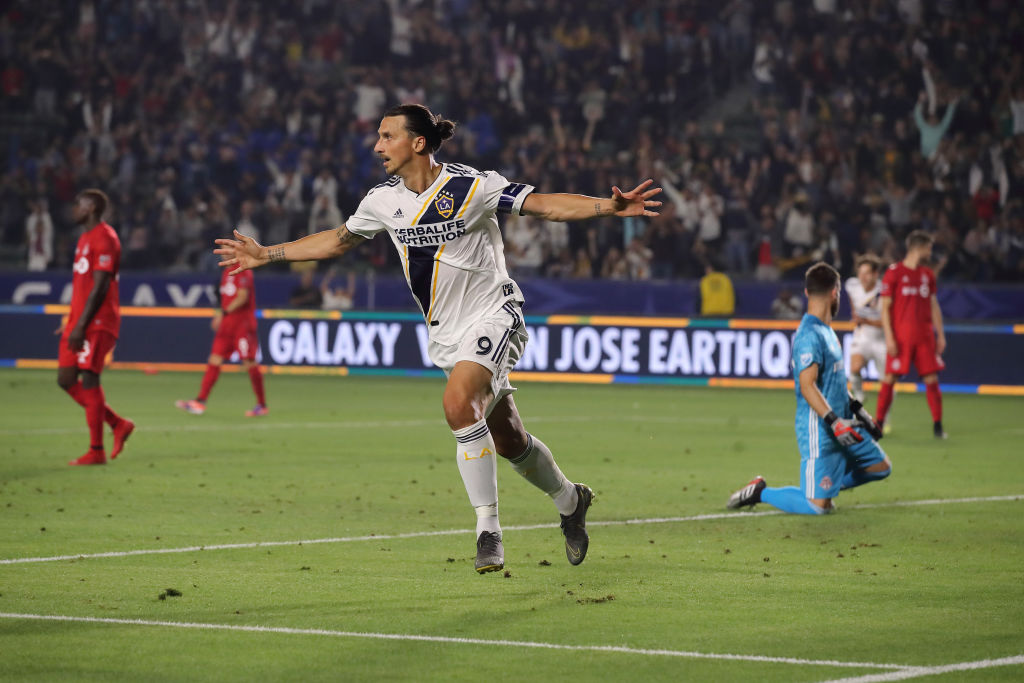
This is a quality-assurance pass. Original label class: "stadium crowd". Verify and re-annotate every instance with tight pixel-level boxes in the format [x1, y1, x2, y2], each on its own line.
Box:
[2, 0, 1023, 283]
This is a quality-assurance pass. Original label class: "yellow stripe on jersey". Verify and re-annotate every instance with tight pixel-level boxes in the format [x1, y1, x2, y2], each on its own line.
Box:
[456, 178, 480, 219]
[425, 245, 446, 323]
[412, 175, 451, 224]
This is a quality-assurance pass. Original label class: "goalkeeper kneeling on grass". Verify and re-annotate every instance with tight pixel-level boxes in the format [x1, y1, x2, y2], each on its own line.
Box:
[728, 262, 891, 515]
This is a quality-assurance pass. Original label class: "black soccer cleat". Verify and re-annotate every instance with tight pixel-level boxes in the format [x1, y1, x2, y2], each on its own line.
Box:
[560, 483, 593, 566]
[933, 421, 948, 440]
[727, 476, 766, 510]
[474, 531, 504, 574]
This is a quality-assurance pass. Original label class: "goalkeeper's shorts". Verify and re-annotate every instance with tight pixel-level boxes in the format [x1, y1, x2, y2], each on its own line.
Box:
[798, 426, 887, 500]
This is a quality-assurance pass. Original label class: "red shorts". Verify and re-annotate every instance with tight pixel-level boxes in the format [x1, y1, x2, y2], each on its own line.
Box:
[58, 329, 117, 374]
[885, 336, 945, 377]
[211, 323, 258, 361]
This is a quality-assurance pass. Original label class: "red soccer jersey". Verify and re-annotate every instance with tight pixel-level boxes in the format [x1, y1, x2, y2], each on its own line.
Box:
[69, 222, 121, 336]
[220, 268, 256, 328]
[880, 261, 935, 342]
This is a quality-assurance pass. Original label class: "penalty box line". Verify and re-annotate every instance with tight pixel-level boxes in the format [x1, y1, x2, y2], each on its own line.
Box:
[0, 495, 1019, 567]
[817, 654, 1024, 683]
[0, 612, 912, 671]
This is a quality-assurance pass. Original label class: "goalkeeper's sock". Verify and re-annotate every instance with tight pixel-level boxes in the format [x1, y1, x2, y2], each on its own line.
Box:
[760, 486, 828, 515]
[453, 419, 500, 535]
[876, 381, 894, 425]
[507, 433, 577, 516]
[840, 466, 891, 491]
[850, 373, 864, 403]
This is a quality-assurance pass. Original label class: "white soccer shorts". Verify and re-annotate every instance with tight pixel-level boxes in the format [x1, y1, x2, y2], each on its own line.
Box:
[427, 301, 528, 417]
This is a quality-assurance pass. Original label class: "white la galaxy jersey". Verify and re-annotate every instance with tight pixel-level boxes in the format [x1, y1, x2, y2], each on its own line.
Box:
[844, 276, 884, 343]
[346, 163, 533, 345]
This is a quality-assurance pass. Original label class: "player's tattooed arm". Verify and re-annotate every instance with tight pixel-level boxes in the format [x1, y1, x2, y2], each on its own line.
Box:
[216, 224, 366, 274]
[333, 225, 366, 256]
[521, 181, 661, 221]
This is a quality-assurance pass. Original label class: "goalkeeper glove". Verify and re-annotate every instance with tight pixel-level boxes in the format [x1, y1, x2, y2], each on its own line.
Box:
[824, 411, 863, 446]
[848, 396, 883, 441]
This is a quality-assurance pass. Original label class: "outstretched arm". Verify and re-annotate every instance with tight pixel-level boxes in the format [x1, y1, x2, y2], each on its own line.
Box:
[521, 179, 662, 222]
[214, 226, 365, 275]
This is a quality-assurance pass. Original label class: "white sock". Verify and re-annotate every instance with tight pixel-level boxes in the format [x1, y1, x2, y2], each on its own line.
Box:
[850, 373, 864, 402]
[508, 434, 578, 516]
[453, 418, 500, 536]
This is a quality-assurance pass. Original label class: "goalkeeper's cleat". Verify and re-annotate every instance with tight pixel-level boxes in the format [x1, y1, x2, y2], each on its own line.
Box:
[933, 421, 948, 440]
[474, 531, 504, 574]
[727, 476, 766, 509]
[69, 448, 107, 466]
[175, 399, 205, 415]
[245, 404, 269, 418]
[111, 418, 134, 460]
[560, 483, 593, 566]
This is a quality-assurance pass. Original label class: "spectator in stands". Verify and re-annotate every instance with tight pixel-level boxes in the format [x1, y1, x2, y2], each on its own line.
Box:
[25, 198, 53, 271]
[698, 260, 735, 317]
[289, 269, 322, 309]
[771, 287, 803, 320]
[320, 267, 356, 311]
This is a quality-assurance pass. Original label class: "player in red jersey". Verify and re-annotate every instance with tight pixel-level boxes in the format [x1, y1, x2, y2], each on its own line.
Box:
[57, 189, 134, 465]
[175, 258, 267, 416]
[877, 230, 947, 439]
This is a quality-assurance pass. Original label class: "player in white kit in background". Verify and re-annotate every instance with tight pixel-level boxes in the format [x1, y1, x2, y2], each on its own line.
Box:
[845, 255, 888, 404]
[214, 104, 662, 573]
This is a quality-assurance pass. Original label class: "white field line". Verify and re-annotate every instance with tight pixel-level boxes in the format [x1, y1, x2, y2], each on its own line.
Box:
[818, 654, 1024, 683]
[0, 612, 912, 670]
[0, 495, 1018, 566]
[0, 413, 791, 436]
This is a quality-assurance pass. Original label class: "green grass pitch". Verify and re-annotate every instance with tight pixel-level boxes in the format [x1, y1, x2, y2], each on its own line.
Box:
[1, 368, 1022, 682]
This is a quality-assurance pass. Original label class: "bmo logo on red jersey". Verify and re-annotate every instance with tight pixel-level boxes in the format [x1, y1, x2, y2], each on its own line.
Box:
[73, 256, 90, 274]
[899, 275, 930, 298]
[221, 280, 237, 297]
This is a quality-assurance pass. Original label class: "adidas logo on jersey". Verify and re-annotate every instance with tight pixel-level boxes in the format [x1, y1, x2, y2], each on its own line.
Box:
[393, 208, 404, 218]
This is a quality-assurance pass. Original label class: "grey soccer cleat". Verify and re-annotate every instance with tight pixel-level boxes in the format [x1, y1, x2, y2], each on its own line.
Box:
[727, 476, 766, 509]
[560, 483, 593, 566]
[475, 531, 504, 574]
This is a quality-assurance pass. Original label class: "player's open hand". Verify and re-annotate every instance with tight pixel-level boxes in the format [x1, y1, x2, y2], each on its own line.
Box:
[214, 230, 266, 275]
[611, 179, 662, 217]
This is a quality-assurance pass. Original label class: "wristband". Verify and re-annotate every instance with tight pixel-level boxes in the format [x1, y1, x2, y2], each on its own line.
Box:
[221, 308, 229, 315]
[823, 411, 838, 427]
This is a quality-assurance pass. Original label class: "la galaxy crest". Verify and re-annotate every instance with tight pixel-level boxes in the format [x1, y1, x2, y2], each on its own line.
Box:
[434, 189, 455, 219]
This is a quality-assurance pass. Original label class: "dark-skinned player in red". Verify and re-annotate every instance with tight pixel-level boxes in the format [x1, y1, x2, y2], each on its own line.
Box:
[57, 189, 134, 465]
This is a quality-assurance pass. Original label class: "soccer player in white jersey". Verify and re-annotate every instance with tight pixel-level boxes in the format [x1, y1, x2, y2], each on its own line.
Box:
[214, 104, 662, 573]
[844, 255, 887, 404]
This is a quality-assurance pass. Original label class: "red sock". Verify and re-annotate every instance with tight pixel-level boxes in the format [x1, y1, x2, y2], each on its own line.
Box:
[66, 381, 123, 426]
[926, 382, 942, 422]
[197, 364, 222, 401]
[82, 386, 106, 449]
[876, 382, 894, 425]
[248, 365, 266, 406]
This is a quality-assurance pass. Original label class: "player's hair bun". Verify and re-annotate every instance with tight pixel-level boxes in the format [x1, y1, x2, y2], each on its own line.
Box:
[433, 115, 456, 143]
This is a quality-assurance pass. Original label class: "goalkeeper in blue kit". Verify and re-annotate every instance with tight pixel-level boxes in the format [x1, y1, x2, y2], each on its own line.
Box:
[727, 262, 891, 514]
